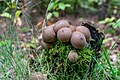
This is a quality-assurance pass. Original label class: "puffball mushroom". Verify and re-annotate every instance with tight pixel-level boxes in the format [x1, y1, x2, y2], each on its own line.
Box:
[57, 27, 72, 42]
[68, 51, 78, 62]
[54, 20, 70, 33]
[76, 26, 90, 41]
[71, 31, 86, 49]
[42, 25, 56, 43]
[69, 25, 76, 32]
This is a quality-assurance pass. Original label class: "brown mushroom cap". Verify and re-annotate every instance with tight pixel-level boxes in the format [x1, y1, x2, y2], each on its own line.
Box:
[68, 51, 78, 62]
[76, 26, 90, 41]
[71, 31, 86, 49]
[54, 20, 70, 33]
[42, 25, 56, 43]
[57, 27, 72, 42]
[69, 25, 76, 32]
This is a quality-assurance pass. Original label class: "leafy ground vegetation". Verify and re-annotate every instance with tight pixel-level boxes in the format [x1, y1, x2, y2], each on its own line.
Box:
[0, 0, 120, 80]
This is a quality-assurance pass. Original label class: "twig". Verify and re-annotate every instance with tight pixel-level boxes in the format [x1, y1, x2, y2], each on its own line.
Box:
[41, 0, 53, 33]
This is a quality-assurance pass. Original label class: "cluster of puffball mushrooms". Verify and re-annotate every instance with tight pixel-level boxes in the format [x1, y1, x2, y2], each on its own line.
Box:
[41, 20, 91, 62]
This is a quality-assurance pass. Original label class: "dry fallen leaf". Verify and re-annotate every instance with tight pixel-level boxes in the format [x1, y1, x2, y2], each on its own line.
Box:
[31, 72, 47, 80]
[36, 20, 43, 29]
[14, 17, 22, 27]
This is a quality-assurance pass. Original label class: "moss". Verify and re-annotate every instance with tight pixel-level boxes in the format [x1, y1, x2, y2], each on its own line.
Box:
[40, 41, 95, 79]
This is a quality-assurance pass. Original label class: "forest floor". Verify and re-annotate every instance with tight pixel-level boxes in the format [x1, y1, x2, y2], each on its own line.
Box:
[0, 9, 120, 79]
[1, 12, 119, 64]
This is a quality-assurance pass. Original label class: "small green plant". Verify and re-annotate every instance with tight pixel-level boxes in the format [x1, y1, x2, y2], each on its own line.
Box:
[109, 19, 120, 29]
[99, 17, 116, 24]
[0, 1, 12, 18]
[99, 17, 120, 35]
[0, 40, 8, 47]
[47, 0, 70, 20]
[99, 17, 120, 29]
[0, 0, 22, 19]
